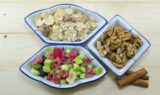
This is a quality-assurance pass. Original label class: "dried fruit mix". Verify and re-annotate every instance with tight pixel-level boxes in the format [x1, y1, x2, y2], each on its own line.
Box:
[30, 47, 103, 84]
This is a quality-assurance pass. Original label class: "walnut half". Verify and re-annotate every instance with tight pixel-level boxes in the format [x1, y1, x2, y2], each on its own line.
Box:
[96, 25, 142, 68]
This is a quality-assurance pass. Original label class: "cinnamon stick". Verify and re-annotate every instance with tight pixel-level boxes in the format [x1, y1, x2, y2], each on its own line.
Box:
[132, 79, 148, 88]
[117, 68, 148, 87]
[115, 75, 149, 88]
[125, 71, 149, 80]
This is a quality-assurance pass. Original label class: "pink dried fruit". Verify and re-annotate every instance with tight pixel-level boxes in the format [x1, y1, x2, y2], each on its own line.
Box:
[53, 48, 63, 59]
[47, 54, 54, 60]
[60, 71, 69, 78]
[52, 75, 61, 84]
[83, 57, 92, 63]
[86, 68, 94, 78]
[47, 73, 52, 81]
[69, 50, 79, 60]
[34, 56, 43, 64]
[55, 57, 63, 65]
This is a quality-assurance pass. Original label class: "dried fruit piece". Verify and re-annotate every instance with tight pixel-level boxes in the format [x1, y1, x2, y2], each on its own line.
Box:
[76, 71, 82, 76]
[95, 67, 102, 75]
[60, 79, 67, 85]
[66, 69, 76, 84]
[47, 54, 54, 60]
[78, 54, 85, 60]
[43, 65, 51, 73]
[60, 71, 69, 78]
[44, 48, 54, 57]
[83, 57, 92, 63]
[74, 56, 83, 64]
[88, 63, 94, 69]
[65, 48, 71, 54]
[47, 73, 52, 80]
[61, 64, 69, 71]
[80, 73, 86, 79]
[73, 64, 81, 71]
[44, 59, 53, 66]
[52, 75, 61, 84]
[86, 68, 94, 77]
[80, 66, 86, 72]
[33, 56, 43, 64]
[53, 48, 63, 58]
[69, 50, 79, 60]
[32, 64, 41, 69]
[31, 68, 40, 76]
[32, 56, 43, 69]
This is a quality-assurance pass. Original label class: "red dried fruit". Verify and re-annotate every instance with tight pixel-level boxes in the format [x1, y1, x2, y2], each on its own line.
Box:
[47, 73, 52, 81]
[69, 50, 79, 60]
[55, 57, 62, 64]
[47, 53, 54, 60]
[33, 56, 43, 64]
[83, 57, 92, 63]
[60, 71, 69, 78]
[86, 68, 94, 78]
[62, 55, 68, 61]
[52, 75, 61, 84]
[53, 48, 63, 59]
[54, 63, 61, 69]
[82, 62, 88, 67]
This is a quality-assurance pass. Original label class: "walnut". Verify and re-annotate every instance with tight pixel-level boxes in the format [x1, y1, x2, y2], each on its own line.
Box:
[96, 25, 142, 68]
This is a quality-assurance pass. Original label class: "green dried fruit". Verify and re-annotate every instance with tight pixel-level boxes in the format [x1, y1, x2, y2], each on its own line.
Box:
[95, 67, 102, 75]
[65, 48, 71, 54]
[44, 48, 54, 57]
[80, 73, 86, 79]
[80, 66, 86, 72]
[61, 64, 69, 71]
[32, 64, 41, 69]
[78, 53, 85, 59]
[60, 79, 67, 85]
[74, 56, 83, 64]
[88, 63, 94, 69]
[43, 65, 50, 73]
[31, 68, 40, 76]
[68, 64, 73, 70]
[44, 59, 53, 66]
[73, 64, 80, 71]
[76, 71, 82, 76]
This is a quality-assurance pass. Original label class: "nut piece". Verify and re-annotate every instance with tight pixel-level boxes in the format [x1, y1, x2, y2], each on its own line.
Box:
[96, 25, 142, 68]
[34, 8, 97, 42]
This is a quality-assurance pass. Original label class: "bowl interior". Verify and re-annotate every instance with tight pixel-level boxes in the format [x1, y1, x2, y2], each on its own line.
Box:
[20, 45, 107, 88]
[88, 15, 151, 76]
[25, 4, 107, 44]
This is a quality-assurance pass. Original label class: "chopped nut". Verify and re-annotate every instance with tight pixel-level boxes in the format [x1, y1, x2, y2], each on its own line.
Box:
[96, 25, 142, 68]
[35, 8, 97, 42]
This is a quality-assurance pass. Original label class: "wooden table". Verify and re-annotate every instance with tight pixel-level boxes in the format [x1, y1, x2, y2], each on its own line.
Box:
[0, 0, 159, 95]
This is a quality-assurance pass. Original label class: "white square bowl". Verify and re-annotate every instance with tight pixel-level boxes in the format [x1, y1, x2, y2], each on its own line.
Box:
[88, 15, 151, 76]
[24, 3, 107, 45]
[19, 45, 107, 89]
